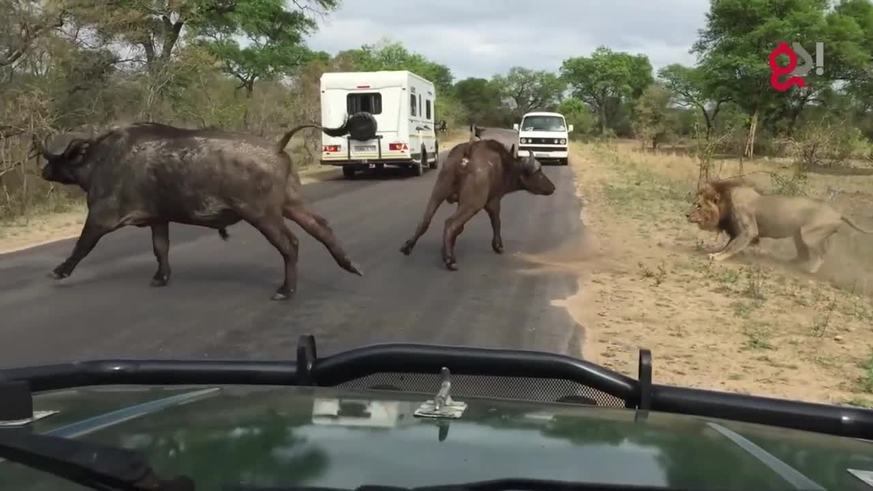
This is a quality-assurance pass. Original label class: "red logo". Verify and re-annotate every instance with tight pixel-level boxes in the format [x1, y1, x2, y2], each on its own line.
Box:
[769, 41, 805, 92]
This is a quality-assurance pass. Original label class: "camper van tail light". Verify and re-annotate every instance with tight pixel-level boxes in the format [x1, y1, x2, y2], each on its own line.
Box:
[388, 143, 408, 151]
[323, 145, 340, 153]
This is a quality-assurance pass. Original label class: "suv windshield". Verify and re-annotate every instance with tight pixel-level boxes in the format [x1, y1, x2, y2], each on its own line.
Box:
[521, 116, 567, 132]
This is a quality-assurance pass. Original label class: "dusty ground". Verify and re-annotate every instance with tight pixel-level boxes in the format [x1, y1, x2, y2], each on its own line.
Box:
[524, 140, 873, 407]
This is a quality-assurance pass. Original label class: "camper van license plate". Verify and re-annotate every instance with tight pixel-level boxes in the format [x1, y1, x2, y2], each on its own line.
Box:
[355, 145, 376, 152]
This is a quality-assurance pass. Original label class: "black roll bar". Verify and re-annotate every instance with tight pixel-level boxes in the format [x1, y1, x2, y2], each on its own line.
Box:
[2, 334, 873, 440]
[0, 360, 298, 392]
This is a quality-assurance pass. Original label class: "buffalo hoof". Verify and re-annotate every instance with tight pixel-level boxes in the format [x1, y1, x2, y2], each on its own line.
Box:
[49, 269, 69, 280]
[347, 261, 364, 277]
[444, 259, 458, 271]
[271, 291, 292, 301]
[400, 242, 414, 255]
[150, 276, 169, 287]
[271, 286, 294, 301]
[492, 243, 504, 254]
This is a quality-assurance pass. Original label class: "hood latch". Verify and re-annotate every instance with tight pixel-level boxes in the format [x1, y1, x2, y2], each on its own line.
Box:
[414, 367, 467, 419]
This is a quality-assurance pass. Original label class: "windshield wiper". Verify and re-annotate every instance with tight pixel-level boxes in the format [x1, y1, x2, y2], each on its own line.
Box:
[227, 478, 682, 491]
[0, 430, 194, 491]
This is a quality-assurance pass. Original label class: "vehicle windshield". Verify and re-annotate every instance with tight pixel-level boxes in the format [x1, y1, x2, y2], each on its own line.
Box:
[2, 0, 873, 487]
[521, 116, 567, 132]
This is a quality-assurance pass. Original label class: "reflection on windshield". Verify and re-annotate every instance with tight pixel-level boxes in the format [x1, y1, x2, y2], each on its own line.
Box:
[521, 116, 566, 132]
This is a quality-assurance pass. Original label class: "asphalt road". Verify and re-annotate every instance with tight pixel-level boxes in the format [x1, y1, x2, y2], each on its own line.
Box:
[0, 150, 585, 368]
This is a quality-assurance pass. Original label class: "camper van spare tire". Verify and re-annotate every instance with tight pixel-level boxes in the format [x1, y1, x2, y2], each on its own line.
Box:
[347, 112, 378, 141]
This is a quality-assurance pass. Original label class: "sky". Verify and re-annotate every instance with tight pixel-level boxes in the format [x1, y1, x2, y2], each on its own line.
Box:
[305, 0, 711, 80]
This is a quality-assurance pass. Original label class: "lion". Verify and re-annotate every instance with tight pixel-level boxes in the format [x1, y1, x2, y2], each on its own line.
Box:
[686, 179, 872, 273]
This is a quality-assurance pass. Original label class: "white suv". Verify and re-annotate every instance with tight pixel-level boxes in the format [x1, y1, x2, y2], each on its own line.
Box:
[513, 111, 573, 165]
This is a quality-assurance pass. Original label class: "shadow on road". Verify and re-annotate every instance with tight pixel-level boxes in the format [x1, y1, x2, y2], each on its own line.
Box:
[321, 166, 438, 182]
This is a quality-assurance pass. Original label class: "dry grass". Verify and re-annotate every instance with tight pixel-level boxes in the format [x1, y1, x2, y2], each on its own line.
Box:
[527, 140, 873, 407]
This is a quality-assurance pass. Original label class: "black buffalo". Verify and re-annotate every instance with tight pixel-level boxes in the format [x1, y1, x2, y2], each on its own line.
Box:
[34, 122, 362, 300]
[400, 134, 556, 270]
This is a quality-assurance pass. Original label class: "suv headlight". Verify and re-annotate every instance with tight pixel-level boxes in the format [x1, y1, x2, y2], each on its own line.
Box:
[560, 138, 567, 145]
[520, 138, 528, 144]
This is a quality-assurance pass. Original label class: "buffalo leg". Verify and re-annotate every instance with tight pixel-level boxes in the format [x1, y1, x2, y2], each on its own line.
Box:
[485, 199, 503, 254]
[442, 205, 483, 271]
[281, 226, 300, 295]
[51, 217, 116, 279]
[150, 222, 171, 287]
[285, 206, 362, 276]
[248, 216, 299, 300]
[401, 178, 451, 255]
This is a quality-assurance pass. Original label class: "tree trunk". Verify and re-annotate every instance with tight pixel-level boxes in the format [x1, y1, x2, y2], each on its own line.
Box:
[599, 103, 607, 135]
[744, 108, 759, 159]
[242, 80, 255, 129]
[698, 104, 713, 141]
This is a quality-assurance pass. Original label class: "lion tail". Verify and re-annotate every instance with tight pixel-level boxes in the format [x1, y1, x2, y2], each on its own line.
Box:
[842, 216, 873, 234]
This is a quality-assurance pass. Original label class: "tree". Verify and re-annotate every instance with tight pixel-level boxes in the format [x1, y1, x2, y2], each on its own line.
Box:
[0, 0, 65, 68]
[692, 0, 831, 158]
[66, 0, 336, 70]
[453, 77, 507, 126]
[492, 67, 565, 118]
[826, 0, 873, 114]
[657, 64, 728, 139]
[340, 40, 454, 94]
[196, 2, 319, 97]
[633, 84, 674, 151]
[560, 46, 653, 135]
[557, 98, 595, 138]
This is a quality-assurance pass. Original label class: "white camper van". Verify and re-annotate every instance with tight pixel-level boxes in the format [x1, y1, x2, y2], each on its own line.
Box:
[320, 70, 439, 179]
[513, 111, 573, 166]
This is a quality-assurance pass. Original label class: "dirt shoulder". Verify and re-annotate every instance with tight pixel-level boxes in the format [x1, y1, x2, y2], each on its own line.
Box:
[526, 141, 873, 407]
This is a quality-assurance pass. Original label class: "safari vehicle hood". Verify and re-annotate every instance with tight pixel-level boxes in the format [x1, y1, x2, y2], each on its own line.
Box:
[5, 383, 873, 491]
[4, 337, 873, 491]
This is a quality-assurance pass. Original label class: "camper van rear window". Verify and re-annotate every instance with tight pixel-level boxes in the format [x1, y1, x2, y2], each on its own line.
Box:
[347, 93, 382, 115]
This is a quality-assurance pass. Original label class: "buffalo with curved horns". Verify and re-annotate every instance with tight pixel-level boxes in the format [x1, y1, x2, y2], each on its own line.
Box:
[33, 121, 363, 300]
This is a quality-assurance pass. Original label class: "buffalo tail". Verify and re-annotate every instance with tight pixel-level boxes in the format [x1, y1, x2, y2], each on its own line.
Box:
[275, 124, 325, 153]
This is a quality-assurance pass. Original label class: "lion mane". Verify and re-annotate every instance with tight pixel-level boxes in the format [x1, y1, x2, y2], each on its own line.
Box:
[688, 178, 749, 238]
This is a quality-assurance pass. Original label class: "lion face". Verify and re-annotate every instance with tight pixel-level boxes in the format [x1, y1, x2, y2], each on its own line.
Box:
[686, 190, 721, 231]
